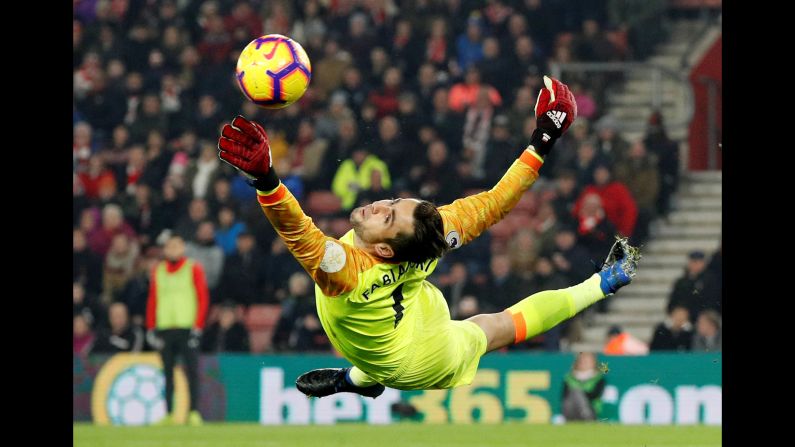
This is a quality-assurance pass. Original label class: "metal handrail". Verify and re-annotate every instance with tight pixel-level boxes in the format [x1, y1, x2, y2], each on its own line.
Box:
[549, 62, 695, 133]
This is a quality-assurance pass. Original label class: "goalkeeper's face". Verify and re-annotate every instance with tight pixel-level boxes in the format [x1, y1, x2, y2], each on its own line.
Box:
[350, 198, 420, 258]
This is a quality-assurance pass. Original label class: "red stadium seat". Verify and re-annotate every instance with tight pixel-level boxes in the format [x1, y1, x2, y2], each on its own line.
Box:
[245, 304, 282, 331]
[249, 329, 275, 353]
[306, 190, 342, 215]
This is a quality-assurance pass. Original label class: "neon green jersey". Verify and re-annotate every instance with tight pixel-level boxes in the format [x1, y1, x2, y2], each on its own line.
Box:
[255, 150, 544, 386]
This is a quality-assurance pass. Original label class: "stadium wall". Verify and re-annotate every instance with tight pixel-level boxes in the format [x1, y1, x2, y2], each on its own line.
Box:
[74, 353, 721, 426]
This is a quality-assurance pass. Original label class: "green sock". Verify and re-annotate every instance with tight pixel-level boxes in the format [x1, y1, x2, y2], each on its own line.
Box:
[507, 274, 605, 343]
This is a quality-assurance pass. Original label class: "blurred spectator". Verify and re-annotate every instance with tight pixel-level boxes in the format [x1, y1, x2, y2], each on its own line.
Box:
[408, 140, 461, 205]
[91, 302, 144, 354]
[437, 262, 481, 314]
[78, 156, 118, 201]
[667, 250, 712, 323]
[548, 225, 593, 286]
[264, 239, 304, 303]
[561, 352, 606, 422]
[594, 115, 629, 164]
[508, 229, 539, 281]
[217, 231, 267, 306]
[452, 295, 481, 320]
[73, 314, 96, 356]
[102, 233, 140, 305]
[701, 244, 722, 315]
[603, 325, 649, 355]
[691, 310, 722, 353]
[120, 252, 159, 326]
[614, 140, 659, 245]
[88, 204, 137, 257]
[214, 206, 247, 256]
[570, 82, 597, 120]
[643, 110, 680, 218]
[331, 149, 391, 210]
[482, 254, 530, 312]
[292, 119, 329, 187]
[150, 181, 186, 240]
[456, 13, 485, 71]
[449, 65, 502, 113]
[568, 139, 605, 191]
[200, 302, 250, 353]
[74, 281, 103, 331]
[506, 86, 535, 140]
[650, 305, 694, 352]
[185, 221, 224, 293]
[462, 88, 496, 177]
[74, 228, 103, 296]
[175, 198, 209, 240]
[573, 164, 637, 238]
[550, 170, 580, 226]
[573, 19, 619, 62]
[424, 16, 450, 67]
[272, 273, 321, 351]
[430, 88, 466, 154]
[313, 39, 353, 102]
[186, 143, 223, 200]
[369, 67, 403, 119]
[574, 193, 618, 268]
[509, 35, 547, 89]
[483, 115, 517, 185]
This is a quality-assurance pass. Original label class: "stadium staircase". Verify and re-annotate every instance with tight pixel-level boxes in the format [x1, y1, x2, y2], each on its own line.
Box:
[568, 18, 722, 353]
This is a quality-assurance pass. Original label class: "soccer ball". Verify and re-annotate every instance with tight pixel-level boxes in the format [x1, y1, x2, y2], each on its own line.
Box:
[106, 364, 166, 425]
[236, 34, 312, 109]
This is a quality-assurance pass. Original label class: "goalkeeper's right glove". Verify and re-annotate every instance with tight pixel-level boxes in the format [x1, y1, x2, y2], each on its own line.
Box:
[529, 76, 578, 157]
[218, 115, 280, 191]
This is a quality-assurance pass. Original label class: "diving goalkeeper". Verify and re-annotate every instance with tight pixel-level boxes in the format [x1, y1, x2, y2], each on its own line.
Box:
[217, 76, 639, 397]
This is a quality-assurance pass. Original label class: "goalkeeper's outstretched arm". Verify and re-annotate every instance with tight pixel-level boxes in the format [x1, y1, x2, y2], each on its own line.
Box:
[438, 76, 578, 249]
[217, 116, 375, 297]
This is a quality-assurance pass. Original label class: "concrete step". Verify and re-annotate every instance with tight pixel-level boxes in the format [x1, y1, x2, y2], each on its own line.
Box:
[665, 210, 721, 226]
[683, 182, 722, 196]
[616, 284, 671, 296]
[652, 225, 722, 240]
[632, 267, 683, 284]
[607, 92, 680, 108]
[647, 54, 684, 69]
[633, 253, 689, 268]
[673, 196, 721, 211]
[682, 171, 722, 183]
[594, 313, 662, 326]
[654, 42, 690, 56]
[610, 297, 668, 313]
[643, 238, 720, 254]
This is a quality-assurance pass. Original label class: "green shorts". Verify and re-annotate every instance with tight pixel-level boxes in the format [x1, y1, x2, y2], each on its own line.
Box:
[381, 291, 489, 390]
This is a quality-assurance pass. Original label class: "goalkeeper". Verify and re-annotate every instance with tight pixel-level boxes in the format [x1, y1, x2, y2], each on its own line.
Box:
[217, 76, 639, 396]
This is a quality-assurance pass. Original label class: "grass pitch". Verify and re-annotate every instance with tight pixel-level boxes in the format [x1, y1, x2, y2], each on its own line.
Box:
[74, 422, 721, 447]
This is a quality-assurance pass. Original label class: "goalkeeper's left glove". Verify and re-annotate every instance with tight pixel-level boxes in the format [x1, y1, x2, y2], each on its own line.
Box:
[529, 76, 578, 157]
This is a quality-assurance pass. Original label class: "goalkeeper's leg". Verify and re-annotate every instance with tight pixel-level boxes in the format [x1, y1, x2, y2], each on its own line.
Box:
[469, 237, 639, 352]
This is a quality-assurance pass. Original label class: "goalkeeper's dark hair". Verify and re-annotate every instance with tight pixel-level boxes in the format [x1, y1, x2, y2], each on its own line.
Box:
[385, 200, 449, 264]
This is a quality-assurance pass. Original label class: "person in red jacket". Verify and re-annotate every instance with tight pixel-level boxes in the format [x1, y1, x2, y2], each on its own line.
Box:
[146, 234, 209, 426]
[573, 163, 637, 238]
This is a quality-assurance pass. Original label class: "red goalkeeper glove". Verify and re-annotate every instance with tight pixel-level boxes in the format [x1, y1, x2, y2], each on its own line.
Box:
[529, 76, 578, 157]
[217, 115, 280, 191]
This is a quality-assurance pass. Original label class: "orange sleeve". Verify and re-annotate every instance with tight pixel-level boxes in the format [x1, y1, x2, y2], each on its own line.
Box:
[437, 149, 543, 248]
[256, 184, 376, 297]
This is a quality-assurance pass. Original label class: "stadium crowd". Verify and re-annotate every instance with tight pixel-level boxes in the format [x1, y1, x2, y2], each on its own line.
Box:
[73, 0, 719, 355]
